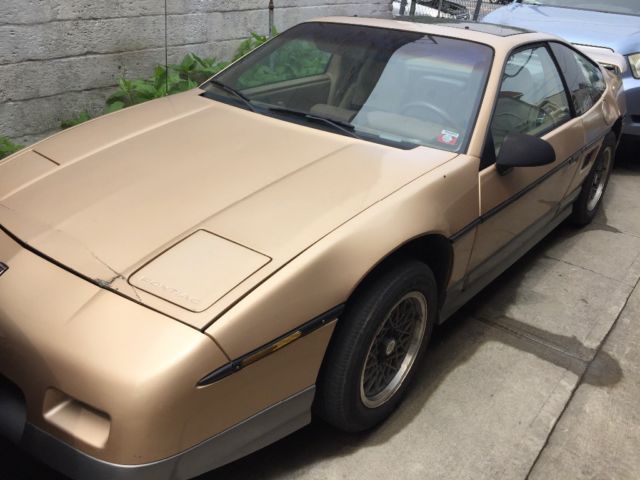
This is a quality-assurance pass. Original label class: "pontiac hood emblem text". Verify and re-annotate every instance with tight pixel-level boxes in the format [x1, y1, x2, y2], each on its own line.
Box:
[0, 263, 8, 278]
[138, 276, 201, 306]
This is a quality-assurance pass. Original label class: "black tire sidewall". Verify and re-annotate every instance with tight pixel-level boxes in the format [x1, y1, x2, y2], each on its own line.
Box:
[316, 260, 438, 432]
[571, 132, 616, 226]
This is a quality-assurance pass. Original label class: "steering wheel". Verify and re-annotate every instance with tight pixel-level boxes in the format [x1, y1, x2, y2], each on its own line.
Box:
[401, 101, 458, 129]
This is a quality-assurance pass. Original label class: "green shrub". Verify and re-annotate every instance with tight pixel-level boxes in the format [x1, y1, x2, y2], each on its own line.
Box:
[0, 136, 24, 160]
[60, 31, 275, 127]
[232, 32, 271, 62]
[61, 111, 93, 129]
[172, 53, 229, 84]
[104, 54, 228, 113]
[106, 70, 188, 112]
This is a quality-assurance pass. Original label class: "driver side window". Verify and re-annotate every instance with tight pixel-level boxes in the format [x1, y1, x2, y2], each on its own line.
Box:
[488, 45, 571, 161]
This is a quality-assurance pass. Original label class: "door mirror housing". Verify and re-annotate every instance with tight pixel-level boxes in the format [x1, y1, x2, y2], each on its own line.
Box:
[496, 133, 556, 175]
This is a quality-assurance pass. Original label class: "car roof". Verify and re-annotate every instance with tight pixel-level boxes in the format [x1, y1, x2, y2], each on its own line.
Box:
[376, 16, 532, 37]
[431, 21, 530, 37]
[310, 16, 553, 50]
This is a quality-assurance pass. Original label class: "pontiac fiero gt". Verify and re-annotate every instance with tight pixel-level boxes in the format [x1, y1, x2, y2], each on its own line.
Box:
[0, 16, 624, 480]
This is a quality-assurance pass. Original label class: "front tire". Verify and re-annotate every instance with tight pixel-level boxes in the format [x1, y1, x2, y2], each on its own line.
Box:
[315, 260, 438, 432]
[570, 132, 616, 226]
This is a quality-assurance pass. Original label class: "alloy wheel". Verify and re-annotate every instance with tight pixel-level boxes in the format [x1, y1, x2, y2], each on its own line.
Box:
[586, 146, 613, 212]
[360, 291, 428, 409]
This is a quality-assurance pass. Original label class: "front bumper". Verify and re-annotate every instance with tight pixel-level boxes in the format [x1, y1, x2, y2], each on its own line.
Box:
[2, 378, 314, 480]
[0, 228, 335, 478]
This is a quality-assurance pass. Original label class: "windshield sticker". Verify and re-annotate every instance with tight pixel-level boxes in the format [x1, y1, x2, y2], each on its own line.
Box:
[437, 130, 459, 146]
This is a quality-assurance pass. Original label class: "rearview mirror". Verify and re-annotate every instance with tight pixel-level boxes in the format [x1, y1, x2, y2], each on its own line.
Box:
[496, 133, 556, 175]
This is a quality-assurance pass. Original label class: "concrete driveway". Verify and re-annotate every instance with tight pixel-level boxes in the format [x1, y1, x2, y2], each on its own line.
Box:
[2, 150, 639, 480]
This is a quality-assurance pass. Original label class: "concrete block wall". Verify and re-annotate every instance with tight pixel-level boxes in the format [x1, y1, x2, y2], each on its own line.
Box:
[0, 0, 390, 145]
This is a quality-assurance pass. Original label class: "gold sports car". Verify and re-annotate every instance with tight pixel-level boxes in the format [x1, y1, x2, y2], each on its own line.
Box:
[0, 16, 625, 480]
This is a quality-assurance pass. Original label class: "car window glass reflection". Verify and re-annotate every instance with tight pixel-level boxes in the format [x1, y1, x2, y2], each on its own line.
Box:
[550, 43, 606, 115]
[210, 23, 493, 152]
[490, 46, 571, 157]
[237, 39, 333, 89]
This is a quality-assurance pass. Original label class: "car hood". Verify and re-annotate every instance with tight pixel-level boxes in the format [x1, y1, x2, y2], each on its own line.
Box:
[484, 4, 640, 55]
[0, 90, 456, 327]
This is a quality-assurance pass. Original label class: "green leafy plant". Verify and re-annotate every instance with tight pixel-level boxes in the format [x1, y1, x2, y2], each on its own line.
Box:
[232, 31, 271, 62]
[61, 111, 93, 129]
[172, 53, 229, 84]
[0, 136, 24, 160]
[106, 74, 168, 112]
[104, 32, 277, 113]
[105, 57, 220, 113]
[58, 31, 276, 127]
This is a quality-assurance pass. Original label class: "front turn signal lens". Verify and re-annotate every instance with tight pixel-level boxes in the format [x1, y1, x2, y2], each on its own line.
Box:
[629, 53, 640, 79]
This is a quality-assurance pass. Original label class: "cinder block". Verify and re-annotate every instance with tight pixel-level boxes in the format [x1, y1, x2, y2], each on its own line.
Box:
[168, 39, 243, 64]
[0, 0, 392, 141]
[0, 0, 163, 26]
[168, 13, 209, 45]
[0, 88, 114, 138]
[0, 49, 166, 103]
[168, 0, 378, 14]
[207, 10, 270, 40]
[0, 17, 166, 65]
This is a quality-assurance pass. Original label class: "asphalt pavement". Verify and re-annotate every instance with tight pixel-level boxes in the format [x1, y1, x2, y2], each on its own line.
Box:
[1, 147, 639, 480]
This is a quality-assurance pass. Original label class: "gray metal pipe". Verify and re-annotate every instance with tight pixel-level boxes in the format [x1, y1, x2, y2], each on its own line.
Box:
[269, 0, 275, 36]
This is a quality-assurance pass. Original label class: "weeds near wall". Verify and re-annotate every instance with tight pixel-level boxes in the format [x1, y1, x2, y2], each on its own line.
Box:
[60, 112, 93, 129]
[0, 136, 24, 161]
[105, 53, 228, 112]
[1, 29, 319, 151]
[232, 32, 271, 62]
[60, 32, 272, 129]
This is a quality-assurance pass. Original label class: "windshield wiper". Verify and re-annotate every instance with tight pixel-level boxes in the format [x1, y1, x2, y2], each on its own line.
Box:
[207, 79, 256, 112]
[267, 106, 362, 140]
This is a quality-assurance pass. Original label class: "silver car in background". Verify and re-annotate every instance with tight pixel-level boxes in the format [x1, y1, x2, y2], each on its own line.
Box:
[484, 0, 639, 144]
[393, 0, 471, 20]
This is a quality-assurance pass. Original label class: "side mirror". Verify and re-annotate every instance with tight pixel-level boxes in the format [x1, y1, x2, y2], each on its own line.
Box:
[496, 133, 556, 175]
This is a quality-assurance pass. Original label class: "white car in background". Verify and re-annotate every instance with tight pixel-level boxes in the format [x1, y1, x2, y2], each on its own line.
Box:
[393, 0, 471, 20]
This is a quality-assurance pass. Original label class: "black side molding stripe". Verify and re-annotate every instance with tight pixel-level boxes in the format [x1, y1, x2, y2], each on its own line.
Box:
[198, 304, 345, 386]
[449, 218, 482, 243]
[450, 134, 605, 243]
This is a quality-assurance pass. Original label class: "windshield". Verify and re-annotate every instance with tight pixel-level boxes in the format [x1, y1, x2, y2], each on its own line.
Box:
[521, 0, 639, 16]
[205, 22, 493, 152]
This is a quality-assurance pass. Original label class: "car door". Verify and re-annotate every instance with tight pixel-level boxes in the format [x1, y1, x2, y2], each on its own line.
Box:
[549, 42, 614, 196]
[466, 43, 585, 283]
